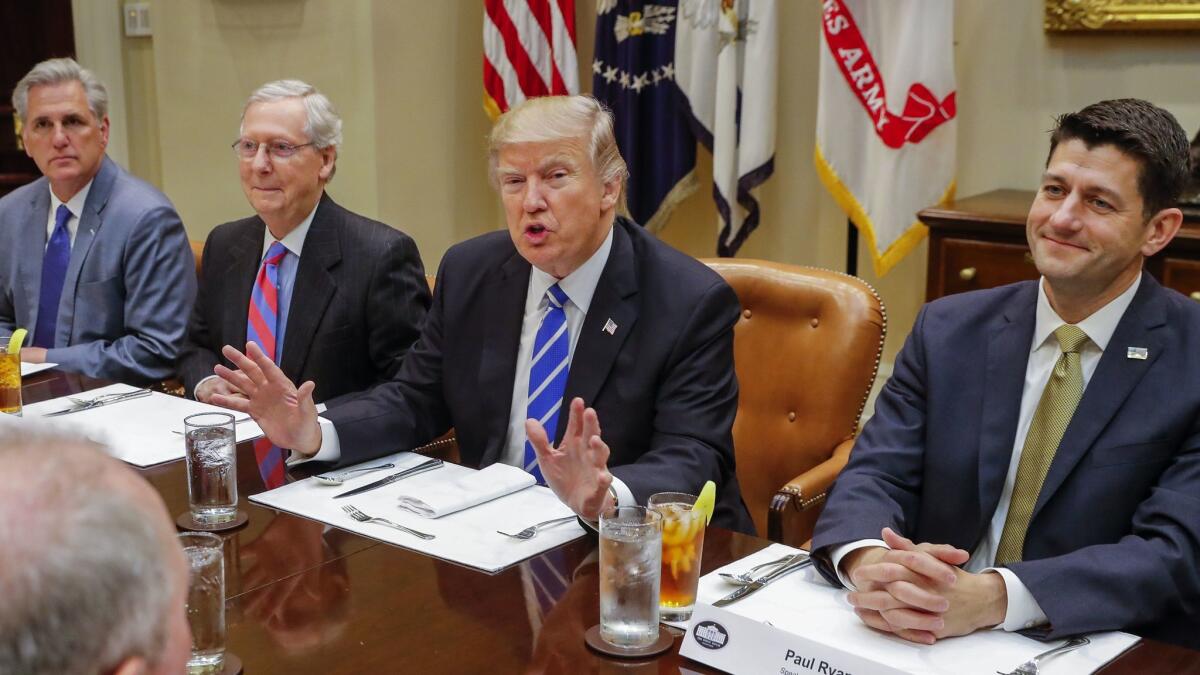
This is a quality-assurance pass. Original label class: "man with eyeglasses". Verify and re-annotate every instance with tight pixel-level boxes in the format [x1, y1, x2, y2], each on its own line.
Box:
[0, 58, 196, 384]
[179, 80, 429, 447]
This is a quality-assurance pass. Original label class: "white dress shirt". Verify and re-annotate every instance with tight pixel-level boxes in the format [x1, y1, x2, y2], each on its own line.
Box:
[45, 180, 93, 249]
[305, 225, 634, 508]
[831, 274, 1142, 632]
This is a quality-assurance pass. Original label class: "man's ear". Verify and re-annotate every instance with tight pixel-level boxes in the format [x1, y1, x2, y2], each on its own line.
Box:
[318, 147, 337, 182]
[1142, 206, 1183, 257]
[109, 655, 147, 675]
[599, 177, 620, 211]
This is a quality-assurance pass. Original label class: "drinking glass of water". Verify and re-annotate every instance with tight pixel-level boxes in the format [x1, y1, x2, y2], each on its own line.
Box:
[179, 532, 225, 673]
[599, 505, 663, 650]
[183, 412, 238, 525]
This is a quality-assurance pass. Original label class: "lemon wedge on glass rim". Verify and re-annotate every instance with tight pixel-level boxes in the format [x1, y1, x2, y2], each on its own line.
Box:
[693, 480, 716, 525]
[6, 328, 27, 355]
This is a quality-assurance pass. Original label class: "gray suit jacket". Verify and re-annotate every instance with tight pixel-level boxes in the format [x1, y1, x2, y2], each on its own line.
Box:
[0, 156, 196, 384]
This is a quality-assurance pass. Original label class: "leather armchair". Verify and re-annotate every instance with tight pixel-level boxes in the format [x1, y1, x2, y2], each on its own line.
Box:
[702, 259, 886, 545]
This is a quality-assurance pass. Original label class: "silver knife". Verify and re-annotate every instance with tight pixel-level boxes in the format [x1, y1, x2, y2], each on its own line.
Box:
[42, 389, 153, 417]
[712, 554, 813, 607]
[332, 458, 444, 499]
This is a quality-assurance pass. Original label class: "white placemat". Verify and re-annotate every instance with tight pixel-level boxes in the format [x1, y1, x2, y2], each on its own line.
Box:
[19, 384, 264, 467]
[690, 544, 1138, 675]
[250, 451, 587, 573]
[20, 361, 57, 377]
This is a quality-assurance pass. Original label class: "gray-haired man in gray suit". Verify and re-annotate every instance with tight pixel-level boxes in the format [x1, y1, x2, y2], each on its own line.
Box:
[0, 58, 195, 384]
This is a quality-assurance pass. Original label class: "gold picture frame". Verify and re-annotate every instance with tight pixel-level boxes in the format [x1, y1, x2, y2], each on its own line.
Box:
[1046, 0, 1200, 31]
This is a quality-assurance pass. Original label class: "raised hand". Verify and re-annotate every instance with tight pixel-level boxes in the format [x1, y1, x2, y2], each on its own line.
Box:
[526, 397, 613, 520]
[195, 376, 246, 404]
[210, 342, 322, 455]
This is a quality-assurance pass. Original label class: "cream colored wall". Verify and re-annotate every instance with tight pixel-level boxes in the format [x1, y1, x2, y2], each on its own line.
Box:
[93, 0, 1200, 362]
[149, 0, 380, 240]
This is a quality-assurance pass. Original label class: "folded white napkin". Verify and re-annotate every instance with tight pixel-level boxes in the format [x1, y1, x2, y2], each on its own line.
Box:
[396, 463, 536, 518]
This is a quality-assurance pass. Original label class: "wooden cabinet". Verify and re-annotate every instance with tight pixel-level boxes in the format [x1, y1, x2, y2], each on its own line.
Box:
[920, 189, 1200, 302]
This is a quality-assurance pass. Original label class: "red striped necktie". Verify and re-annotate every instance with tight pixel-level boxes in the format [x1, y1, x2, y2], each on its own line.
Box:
[248, 242, 288, 490]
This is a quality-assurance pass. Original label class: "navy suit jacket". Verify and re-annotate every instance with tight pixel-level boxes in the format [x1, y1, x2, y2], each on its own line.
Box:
[0, 157, 196, 384]
[812, 273, 1200, 648]
[323, 217, 755, 534]
[177, 194, 430, 404]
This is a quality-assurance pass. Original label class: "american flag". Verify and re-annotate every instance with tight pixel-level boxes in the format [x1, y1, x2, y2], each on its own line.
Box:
[483, 0, 580, 119]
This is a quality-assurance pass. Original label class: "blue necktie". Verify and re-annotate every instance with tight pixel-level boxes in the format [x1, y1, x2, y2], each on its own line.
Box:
[33, 204, 73, 349]
[524, 284, 571, 484]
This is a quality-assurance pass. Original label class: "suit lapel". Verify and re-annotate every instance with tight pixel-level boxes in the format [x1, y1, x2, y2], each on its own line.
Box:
[18, 184, 50, 331]
[1032, 273, 1164, 519]
[279, 198, 340, 379]
[223, 218, 266, 352]
[977, 283, 1038, 533]
[477, 252, 532, 467]
[560, 222, 638, 444]
[56, 157, 118, 345]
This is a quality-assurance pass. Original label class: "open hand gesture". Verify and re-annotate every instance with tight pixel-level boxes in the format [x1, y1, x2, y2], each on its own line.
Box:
[210, 342, 322, 455]
[526, 397, 613, 520]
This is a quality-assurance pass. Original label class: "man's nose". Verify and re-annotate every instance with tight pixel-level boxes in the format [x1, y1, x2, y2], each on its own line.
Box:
[251, 144, 273, 172]
[51, 123, 69, 147]
[1047, 194, 1083, 231]
[523, 179, 547, 212]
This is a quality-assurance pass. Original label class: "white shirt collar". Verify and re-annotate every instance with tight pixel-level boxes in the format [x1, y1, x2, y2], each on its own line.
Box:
[527, 225, 614, 313]
[260, 200, 320, 259]
[48, 179, 94, 222]
[1033, 273, 1141, 352]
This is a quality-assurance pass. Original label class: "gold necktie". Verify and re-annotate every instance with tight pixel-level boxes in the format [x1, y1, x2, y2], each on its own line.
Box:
[995, 324, 1089, 565]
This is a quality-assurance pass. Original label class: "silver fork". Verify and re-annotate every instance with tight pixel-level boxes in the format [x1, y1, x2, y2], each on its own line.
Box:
[996, 636, 1090, 675]
[342, 504, 435, 540]
[718, 553, 805, 585]
[496, 515, 577, 540]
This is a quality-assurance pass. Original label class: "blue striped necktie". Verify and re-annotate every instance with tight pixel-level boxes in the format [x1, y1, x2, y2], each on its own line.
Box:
[248, 241, 289, 489]
[524, 284, 571, 484]
[33, 204, 73, 349]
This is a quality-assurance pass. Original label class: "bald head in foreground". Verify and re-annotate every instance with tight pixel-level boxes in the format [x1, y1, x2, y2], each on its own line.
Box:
[0, 432, 191, 675]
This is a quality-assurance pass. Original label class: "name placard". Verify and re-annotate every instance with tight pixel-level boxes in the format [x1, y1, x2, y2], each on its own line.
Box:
[679, 603, 908, 675]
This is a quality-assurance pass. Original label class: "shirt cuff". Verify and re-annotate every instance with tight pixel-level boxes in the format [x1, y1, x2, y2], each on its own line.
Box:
[830, 539, 888, 590]
[285, 416, 341, 466]
[194, 374, 220, 398]
[986, 567, 1048, 632]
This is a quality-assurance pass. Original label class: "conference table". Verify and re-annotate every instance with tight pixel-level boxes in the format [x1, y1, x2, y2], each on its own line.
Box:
[19, 369, 1200, 674]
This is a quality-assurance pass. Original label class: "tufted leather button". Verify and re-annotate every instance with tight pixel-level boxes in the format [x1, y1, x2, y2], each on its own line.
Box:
[787, 411, 796, 422]
[810, 317, 819, 328]
[742, 309, 752, 319]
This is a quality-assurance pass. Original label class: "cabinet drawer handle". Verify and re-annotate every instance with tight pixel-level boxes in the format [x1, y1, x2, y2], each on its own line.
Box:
[959, 267, 977, 281]
[1191, 292, 1200, 302]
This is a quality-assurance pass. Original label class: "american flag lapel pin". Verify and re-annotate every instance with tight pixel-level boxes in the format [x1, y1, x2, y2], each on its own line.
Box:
[1127, 346, 1148, 360]
[603, 318, 618, 335]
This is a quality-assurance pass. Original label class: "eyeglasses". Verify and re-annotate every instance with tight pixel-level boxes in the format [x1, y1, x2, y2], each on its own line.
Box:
[231, 138, 315, 161]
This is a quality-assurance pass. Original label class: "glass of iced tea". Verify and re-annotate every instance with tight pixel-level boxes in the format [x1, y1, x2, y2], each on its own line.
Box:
[0, 337, 21, 416]
[648, 492, 706, 622]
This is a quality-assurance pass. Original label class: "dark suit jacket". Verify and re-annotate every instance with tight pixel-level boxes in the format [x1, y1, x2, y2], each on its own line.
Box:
[178, 194, 429, 404]
[0, 156, 196, 383]
[324, 217, 754, 534]
[812, 273, 1200, 648]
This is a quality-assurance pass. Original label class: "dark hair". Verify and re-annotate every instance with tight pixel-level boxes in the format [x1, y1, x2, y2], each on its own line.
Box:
[1048, 98, 1190, 217]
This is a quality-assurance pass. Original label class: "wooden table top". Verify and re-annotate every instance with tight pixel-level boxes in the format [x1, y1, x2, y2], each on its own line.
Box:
[18, 369, 1200, 674]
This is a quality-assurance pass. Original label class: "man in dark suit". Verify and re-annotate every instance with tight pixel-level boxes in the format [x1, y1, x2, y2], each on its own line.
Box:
[812, 99, 1200, 648]
[178, 80, 429, 407]
[211, 95, 753, 533]
[0, 58, 195, 384]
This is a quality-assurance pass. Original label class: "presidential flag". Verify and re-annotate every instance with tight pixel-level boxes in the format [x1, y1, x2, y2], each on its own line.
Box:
[676, 0, 778, 256]
[815, 0, 956, 276]
[484, 0, 579, 119]
[593, 0, 697, 231]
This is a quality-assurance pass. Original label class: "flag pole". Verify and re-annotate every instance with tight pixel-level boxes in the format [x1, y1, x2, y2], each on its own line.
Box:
[845, 219, 858, 276]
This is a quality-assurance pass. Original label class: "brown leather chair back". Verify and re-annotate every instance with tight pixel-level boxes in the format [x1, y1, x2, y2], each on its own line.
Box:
[190, 239, 204, 277]
[702, 259, 886, 542]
